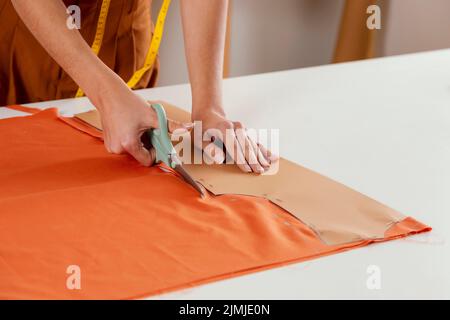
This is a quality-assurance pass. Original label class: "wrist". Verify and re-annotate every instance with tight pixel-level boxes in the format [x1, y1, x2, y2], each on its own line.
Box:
[191, 83, 226, 120]
[87, 69, 130, 113]
[192, 101, 226, 121]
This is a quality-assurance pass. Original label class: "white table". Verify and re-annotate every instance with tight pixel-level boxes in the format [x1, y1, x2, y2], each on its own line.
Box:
[2, 49, 449, 299]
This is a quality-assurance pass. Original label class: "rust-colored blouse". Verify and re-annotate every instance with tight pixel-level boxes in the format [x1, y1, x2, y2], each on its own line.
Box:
[0, 0, 158, 106]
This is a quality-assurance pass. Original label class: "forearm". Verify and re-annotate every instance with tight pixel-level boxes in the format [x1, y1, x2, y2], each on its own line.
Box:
[11, 0, 125, 110]
[180, 0, 228, 120]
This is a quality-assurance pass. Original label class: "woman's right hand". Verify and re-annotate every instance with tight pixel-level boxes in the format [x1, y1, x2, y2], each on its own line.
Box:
[95, 83, 193, 166]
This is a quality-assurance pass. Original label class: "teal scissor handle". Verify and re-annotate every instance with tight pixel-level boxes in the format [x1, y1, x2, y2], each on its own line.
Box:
[147, 104, 177, 168]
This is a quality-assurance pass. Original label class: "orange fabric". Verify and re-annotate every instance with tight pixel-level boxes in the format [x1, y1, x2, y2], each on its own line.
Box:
[0, 0, 158, 105]
[0, 107, 431, 299]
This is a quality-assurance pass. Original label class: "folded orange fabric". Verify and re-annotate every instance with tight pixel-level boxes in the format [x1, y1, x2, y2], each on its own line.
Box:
[0, 107, 431, 299]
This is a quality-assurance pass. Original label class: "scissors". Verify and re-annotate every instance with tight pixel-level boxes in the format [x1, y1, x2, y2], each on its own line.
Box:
[145, 103, 205, 198]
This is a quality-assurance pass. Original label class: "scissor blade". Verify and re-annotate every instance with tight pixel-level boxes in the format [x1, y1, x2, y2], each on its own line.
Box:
[174, 164, 205, 198]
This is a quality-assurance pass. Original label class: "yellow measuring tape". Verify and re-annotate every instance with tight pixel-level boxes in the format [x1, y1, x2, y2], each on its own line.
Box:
[75, 0, 171, 98]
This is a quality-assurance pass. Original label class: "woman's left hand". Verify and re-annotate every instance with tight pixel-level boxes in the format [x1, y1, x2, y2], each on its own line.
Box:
[193, 109, 278, 174]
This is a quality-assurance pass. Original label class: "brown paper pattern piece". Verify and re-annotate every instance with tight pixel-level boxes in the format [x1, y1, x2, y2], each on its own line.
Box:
[74, 102, 405, 245]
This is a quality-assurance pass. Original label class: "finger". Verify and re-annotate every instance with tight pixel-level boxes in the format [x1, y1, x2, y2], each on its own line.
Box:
[102, 122, 112, 153]
[223, 127, 251, 173]
[168, 119, 194, 133]
[256, 142, 270, 163]
[103, 135, 112, 153]
[148, 147, 157, 165]
[202, 128, 225, 164]
[248, 137, 270, 169]
[234, 122, 264, 174]
[108, 139, 125, 155]
[232, 134, 252, 173]
[257, 143, 279, 164]
[122, 139, 154, 166]
[105, 137, 114, 154]
[104, 141, 112, 153]
[236, 131, 264, 174]
[145, 104, 193, 132]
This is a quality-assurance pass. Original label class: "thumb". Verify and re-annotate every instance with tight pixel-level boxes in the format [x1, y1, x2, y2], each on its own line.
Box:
[146, 107, 193, 133]
[168, 119, 194, 133]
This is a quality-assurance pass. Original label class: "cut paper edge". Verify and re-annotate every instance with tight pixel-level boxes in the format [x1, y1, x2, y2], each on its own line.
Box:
[131, 217, 431, 300]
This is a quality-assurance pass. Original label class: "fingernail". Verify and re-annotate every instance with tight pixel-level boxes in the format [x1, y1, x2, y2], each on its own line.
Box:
[261, 161, 270, 168]
[270, 154, 279, 162]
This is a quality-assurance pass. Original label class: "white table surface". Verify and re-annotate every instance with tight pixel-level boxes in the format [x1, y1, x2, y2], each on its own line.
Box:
[1, 49, 449, 299]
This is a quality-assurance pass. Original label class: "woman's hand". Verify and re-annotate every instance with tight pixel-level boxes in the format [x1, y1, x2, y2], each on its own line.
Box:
[180, 1, 278, 174]
[95, 84, 193, 166]
[194, 109, 279, 174]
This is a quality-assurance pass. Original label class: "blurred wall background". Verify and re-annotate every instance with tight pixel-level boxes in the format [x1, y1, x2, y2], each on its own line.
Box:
[383, 0, 450, 56]
[153, 0, 450, 86]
